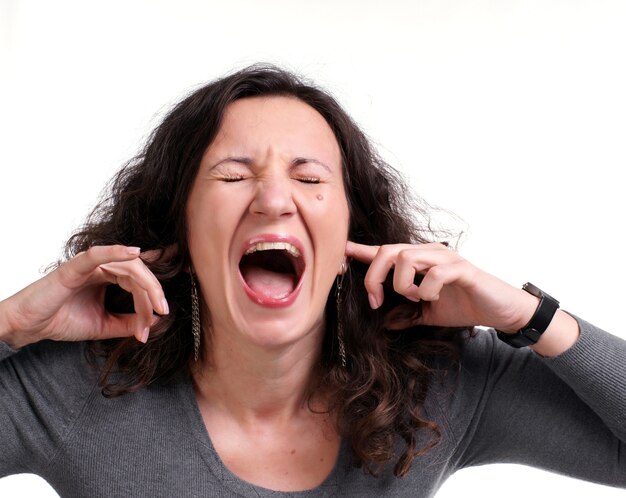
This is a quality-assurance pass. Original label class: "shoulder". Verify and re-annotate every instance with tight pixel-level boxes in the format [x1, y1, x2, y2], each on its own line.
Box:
[0, 340, 100, 472]
[2, 339, 96, 386]
[1, 339, 99, 423]
[428, 319, 604, 446]
[424, 328, 543, 442]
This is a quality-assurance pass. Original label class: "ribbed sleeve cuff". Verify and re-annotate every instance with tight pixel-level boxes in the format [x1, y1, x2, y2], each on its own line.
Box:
[543, 316, 626, 440]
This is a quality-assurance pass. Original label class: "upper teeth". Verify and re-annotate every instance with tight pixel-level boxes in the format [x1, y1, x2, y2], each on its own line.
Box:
[245, 242, 301, 258]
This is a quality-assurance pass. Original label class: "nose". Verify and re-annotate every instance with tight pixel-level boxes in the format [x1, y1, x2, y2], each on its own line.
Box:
[249, 174, 297, 219]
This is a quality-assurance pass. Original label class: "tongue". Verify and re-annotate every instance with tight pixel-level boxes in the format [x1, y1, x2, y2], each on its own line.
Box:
[241, 266, 297, 300]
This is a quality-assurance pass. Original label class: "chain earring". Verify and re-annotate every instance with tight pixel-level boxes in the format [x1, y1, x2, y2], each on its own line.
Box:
[336, 264, 347, 368]
[190, 271, 201, 361]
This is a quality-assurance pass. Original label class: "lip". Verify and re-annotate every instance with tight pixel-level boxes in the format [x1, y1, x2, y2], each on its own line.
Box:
[238, 233, 307, 308]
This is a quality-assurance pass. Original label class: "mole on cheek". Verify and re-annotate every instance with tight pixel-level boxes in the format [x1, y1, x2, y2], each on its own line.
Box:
[316, 194, 324, 201]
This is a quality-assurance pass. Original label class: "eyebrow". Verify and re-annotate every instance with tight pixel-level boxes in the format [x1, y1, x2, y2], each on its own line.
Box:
[292, 157, 332, 174]
[210, 156, 333, 173]
[209, 156, 253, 169]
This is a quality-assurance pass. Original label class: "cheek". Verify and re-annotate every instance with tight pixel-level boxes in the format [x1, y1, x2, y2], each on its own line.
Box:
[186, 189, 239, 262]
[305, 189, 349, 225]
[303, 188, 350, 259]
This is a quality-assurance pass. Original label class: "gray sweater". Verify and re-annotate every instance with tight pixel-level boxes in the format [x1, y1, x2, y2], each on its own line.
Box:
[1, 317, 625, 497]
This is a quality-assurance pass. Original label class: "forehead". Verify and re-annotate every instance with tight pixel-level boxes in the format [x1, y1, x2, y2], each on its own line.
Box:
[208, 96, 341, 163]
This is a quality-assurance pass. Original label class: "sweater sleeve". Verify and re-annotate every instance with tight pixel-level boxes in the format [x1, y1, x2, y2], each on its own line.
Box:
[447, 316, 626, 488]
[0, 340, 97, 478]
[0, 341, 18, 362]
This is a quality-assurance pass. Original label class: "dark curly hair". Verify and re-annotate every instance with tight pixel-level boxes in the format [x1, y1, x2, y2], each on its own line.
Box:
[66, 64, 464, 478]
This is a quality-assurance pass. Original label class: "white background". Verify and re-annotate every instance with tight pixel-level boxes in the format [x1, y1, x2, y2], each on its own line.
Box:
[1, 0, 625, 496]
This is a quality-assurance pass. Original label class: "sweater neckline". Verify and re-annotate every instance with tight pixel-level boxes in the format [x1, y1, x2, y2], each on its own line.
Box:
[177, 374, 349, 497]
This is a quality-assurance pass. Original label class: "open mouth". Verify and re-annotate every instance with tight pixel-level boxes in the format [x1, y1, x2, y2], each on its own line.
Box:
[238, 239, 306, 307]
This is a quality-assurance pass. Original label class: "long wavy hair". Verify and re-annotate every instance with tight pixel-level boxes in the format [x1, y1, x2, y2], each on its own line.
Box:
[66, 64, 464, 477]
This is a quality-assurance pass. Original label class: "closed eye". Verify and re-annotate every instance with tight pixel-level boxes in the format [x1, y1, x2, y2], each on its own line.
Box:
[222, 175, 246, 182]
[296, 177, 321, 184]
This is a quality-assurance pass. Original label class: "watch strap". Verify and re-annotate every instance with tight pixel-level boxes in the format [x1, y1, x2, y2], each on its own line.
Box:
[496, 282, 560, 348]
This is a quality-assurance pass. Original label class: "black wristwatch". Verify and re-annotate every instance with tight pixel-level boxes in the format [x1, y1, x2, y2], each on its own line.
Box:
[496, 282, 560, 348]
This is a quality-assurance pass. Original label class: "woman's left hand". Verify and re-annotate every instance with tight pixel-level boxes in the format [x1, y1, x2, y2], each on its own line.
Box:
[345, 241, 540, 332]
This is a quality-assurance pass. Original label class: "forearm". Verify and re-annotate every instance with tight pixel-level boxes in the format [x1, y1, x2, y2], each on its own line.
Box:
[543, 317, 626, 442]
[0, 299, 17, 349]
[0, 297, 33, 350]
[453, 321, 626, 487]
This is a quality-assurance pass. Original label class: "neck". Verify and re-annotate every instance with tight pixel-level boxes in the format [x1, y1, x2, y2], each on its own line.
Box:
[193, 324, 326, 426]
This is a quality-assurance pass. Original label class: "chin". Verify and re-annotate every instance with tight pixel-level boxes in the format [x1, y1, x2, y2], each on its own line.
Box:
[231, 306, 325, 351]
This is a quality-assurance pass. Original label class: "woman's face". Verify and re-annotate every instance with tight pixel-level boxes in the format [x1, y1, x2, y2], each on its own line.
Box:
[186, 96, 350, 351]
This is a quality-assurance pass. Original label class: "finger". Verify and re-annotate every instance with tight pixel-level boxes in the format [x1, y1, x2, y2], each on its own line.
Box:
[102, 309, 159, 343]
[140, 244, 179, 264]
[363, 244, 406, 308]
[103, 273, 155, 342]
[347, 241, 450, 263]
[71, 245, 142, 276]
[56, 245, 141, 291]
[392, 248, 461, 300]
[129, 286, 154, 343]
[99, 260, 169, 315]
[345, 241, 380, 264]
[392, 250, 423, 302]
[417, 262, 467, 301]
[370, 243, 463, 307]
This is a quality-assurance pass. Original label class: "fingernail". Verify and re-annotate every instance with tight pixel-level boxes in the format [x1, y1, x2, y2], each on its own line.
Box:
[368, 293, 379, 309]
[127, 246, 141, 255]
[160, 298, 169, 315]
[140, 327, 150, 343]
[407, 295, 421, 303]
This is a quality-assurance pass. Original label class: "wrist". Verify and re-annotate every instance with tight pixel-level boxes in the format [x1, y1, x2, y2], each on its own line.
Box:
[506, 290, 542, 333]
[0, 300, 15, 347]
[496, 282, 560, 349]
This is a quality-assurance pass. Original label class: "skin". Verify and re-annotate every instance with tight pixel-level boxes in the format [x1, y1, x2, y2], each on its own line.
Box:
[0, 245, 167, 348]
[187, 96, 350, 490]
[186, 96, 350, 353]
[0, 96, 581, 491]
[345, 241, 580, 357]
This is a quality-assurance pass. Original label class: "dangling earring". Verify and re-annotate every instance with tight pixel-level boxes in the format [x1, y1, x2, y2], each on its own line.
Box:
[336, 262, 347, 368]
[190, 270, 201, 361]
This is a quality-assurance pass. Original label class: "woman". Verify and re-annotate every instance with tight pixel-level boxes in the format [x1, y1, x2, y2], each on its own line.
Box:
[0, 65, 624, 497]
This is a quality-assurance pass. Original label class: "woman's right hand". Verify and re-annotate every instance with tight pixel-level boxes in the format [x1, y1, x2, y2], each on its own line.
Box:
[0, 245, 169, 349]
